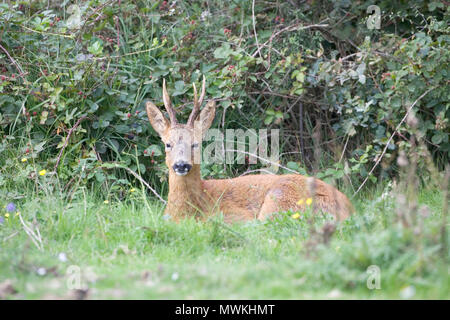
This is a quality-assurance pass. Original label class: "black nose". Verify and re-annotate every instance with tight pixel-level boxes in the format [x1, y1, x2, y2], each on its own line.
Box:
[172, 161, 192, 174]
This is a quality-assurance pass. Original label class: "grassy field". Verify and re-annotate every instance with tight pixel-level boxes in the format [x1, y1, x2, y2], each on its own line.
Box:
[0, 183, 448, 300]
[0, 0, 448, 302]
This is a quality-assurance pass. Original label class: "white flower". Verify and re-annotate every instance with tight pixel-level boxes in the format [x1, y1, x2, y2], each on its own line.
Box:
[400, 286, 416, 299]
[37, 267, 47, 276]
[58, 252, 68, 262]
[201, 10, 211, 21]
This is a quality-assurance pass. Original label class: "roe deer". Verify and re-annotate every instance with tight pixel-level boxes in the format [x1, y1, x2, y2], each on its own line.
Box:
[146, 77, 354, 222]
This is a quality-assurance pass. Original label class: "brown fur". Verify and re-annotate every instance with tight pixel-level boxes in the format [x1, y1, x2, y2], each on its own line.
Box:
[146, 82, 354, 223]
[166, 165, 353, 222]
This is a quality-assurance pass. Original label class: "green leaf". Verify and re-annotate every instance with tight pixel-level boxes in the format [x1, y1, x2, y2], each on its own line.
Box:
[431, 133, 443, 144]
[264, 116, 273, 125]
[66, 4, 81, 29]
[286, 161, 299, 171]
[172, 81, 185, 96]
[114, 125, 130, 134]
[88, 41, 103, 56]
[95, 171, 106, 183]
[145, 145, 162, 157]
[34, 141, 46, 153]
[40, 111, 48, 125]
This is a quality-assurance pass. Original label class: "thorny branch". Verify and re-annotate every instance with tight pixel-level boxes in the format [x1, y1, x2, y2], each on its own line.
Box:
[54, 116, 87, 172]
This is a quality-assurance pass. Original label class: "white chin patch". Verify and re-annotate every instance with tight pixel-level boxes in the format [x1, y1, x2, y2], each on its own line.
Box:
[175, 171, 188, 176]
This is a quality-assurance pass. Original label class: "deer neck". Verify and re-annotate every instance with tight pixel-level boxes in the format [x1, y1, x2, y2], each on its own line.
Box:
[166, 165, 208, 219]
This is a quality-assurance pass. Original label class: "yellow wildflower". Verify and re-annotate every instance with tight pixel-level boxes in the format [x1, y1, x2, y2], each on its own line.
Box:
[306, 198, 313, 205]
[15, 211, 20, 217]
[39, 169, 47, 176]
[291, 213, 300, 219]
[130, 188, 136, 193]
[5, 213, 10, 218]
[21, 158, 27, 162]
[296, 199, 304, 206]
[104, 200, 109, 204]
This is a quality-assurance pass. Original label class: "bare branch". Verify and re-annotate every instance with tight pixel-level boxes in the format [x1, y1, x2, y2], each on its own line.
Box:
[54, 116, 87, 172]
[353, 88, 434, 197]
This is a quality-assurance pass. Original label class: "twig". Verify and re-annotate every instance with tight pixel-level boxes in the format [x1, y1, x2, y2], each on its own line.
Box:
[353, 88, 434, 197]
[299, 101, 304, 162]
[76, 0, 115, 42]
[3, 231, 19, 242]
[115, 15, 120, 47]
[18, 213, 43, 251]
[93, 44, 165, 61]
[248, 90, 297, 99]
[238, 168, 276, 176]
[21, 25, 74, 39]
[0, 42, 25, 77]
[224, 149, 299, 174]
[252, 22, 329, 58]
[338, 134, 350, 163]
[251, 0, 263, 61]
[265, 21, 328, 69]
[54, 116, 87, 171]
[103, 163, 167, 204]
[123, 166, 166, 204]
[441, 167, 449, 258]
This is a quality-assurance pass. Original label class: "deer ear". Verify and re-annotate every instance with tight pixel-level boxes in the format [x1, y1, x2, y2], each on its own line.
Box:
[195, 100, 216, 136]
[146, 101, 170, 137]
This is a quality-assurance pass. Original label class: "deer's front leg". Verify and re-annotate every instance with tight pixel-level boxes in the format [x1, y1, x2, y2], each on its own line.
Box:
[257, 188, 286, 220]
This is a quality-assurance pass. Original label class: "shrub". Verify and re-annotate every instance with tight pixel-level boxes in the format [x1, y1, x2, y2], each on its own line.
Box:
[0, 1, 448, 199]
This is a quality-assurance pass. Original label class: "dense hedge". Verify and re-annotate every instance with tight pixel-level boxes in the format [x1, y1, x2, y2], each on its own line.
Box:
[0, 0, 448, 196]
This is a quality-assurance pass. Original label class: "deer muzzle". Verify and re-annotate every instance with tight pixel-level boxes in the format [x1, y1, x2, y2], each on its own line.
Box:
[172, 161, 192, 176]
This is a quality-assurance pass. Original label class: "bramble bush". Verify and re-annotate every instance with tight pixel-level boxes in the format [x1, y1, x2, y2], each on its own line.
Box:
[0, 0, 448, 199]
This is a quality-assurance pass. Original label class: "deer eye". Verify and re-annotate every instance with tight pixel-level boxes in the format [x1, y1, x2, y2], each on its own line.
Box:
[191, 143, 199, 148]
[165, 143, 171, 149]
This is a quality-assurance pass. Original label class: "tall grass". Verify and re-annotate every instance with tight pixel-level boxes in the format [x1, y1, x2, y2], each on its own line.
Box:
[0, 180, 448, 299]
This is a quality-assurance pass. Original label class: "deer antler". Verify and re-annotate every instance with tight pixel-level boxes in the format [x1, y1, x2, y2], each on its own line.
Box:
[162, 78, 178, 125]
[187, 75, 206, 127]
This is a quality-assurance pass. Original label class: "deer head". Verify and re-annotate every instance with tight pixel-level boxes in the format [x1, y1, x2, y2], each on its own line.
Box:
[146, 76, 216, 177]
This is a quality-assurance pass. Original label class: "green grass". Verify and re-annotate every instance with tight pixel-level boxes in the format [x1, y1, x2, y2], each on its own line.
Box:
[0, 186, 448, 299]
